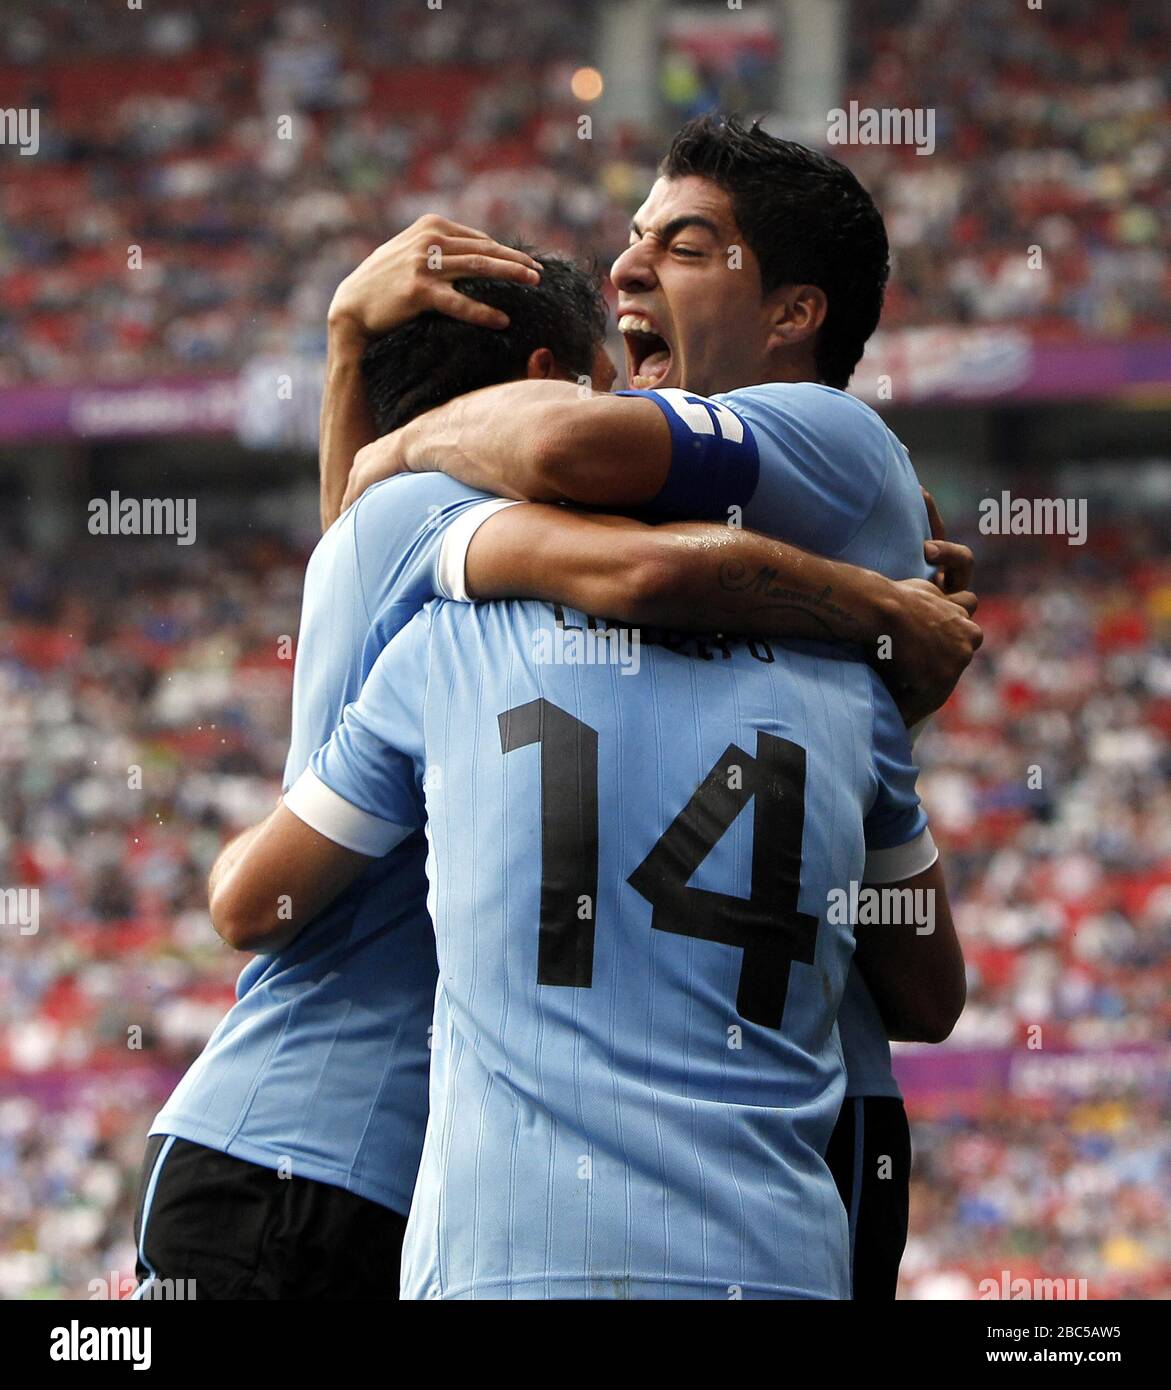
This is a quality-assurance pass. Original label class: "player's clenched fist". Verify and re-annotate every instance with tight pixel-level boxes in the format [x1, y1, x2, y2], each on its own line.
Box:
[884, 574, 983, 727]
[327, 214, 542, 342]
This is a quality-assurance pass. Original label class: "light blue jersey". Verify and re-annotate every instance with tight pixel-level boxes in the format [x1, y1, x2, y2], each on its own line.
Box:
[623, 383, 934, 1099]
[151, 472, 517, 1213]
[290, 599, 936, 1299]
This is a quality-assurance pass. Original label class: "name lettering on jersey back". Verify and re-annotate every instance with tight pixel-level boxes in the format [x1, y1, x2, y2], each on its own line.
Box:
[534, 612, 641, 675]
[550, 605, 776, 667]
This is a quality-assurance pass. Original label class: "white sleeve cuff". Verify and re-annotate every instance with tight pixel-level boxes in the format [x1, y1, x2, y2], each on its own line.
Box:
[436, 499, 525, 602]
[864, 826, 938, 884]
[283, 768, 413, 857]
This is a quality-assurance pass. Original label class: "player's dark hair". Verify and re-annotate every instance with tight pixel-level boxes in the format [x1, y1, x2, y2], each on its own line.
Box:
[361, 244, 607, 434]
[660, 114, 889, 389]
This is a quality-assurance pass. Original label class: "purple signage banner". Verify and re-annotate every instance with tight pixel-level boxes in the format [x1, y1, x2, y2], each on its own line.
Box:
[855, 330, 1171, 406]
[0, 375, 239, 443]
[893, 1043, 1171, 1102]
[0, 1064, 182, 1110]
[2, 333, 1171, 444]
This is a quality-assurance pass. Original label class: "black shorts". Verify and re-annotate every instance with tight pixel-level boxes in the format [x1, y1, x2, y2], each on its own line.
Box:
[133, 1135, 408, 1300]
[824, 1096, 912, 1301]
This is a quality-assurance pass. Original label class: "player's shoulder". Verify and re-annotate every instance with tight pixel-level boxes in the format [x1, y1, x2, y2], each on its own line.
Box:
[715, 381, 890, 443]
[344, 471, 499, 567]
[352, 470, 492, 522]
[312, 472, 478, 554]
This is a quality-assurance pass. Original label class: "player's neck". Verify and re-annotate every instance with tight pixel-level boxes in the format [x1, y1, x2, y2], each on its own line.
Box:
[745, 349, 822, 389]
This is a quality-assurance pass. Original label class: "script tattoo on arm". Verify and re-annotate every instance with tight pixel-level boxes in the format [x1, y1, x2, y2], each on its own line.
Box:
[716, 561, 861, 641]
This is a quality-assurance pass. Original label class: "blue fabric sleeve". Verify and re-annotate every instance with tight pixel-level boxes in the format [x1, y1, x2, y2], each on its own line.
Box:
[864, 681, 928, 853]
[310, 607, 433, 828]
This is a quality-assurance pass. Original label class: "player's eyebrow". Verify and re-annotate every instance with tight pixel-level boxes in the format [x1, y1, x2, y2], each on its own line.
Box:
[629, 214, 721, 242]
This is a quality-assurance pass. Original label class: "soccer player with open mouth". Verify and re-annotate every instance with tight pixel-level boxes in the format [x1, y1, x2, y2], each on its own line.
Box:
[135, 118, 978, 1300]
[340, 115, 979, 1298]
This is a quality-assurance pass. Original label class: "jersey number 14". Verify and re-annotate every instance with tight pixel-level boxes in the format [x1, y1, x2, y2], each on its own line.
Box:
[498, 698, 818, 1029]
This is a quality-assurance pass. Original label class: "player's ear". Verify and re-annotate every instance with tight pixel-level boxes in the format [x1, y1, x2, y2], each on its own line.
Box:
[764, 284, 827, 354]
[525, 347, 558, 379]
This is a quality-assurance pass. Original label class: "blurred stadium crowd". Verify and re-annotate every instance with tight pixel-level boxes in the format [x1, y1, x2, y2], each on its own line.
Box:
[904, 1095, 1171, 1300]
[1, 513, 1169, 1297]
[0, 536, 300, 1297]
[924, 522, 1171, 1055]
[902, 517, 1171, 1299]
[1, 0, 1169, 385]
[843, 0, 1171, 340]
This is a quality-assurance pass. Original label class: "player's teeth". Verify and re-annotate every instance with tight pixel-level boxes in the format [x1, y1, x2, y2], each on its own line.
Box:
[618, 314, 657, 335]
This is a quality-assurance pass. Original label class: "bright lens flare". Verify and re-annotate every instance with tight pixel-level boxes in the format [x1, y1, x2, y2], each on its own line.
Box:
[571, 67, 604, 102]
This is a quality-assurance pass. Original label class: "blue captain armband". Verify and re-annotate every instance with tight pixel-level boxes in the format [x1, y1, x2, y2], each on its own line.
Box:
[617, 387, 760, 521]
